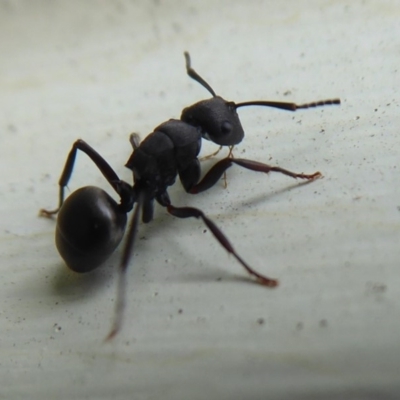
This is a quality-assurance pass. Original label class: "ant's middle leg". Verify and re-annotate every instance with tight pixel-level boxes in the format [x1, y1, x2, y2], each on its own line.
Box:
[189, 157, 321, 194]
[156, 191, 278, 287]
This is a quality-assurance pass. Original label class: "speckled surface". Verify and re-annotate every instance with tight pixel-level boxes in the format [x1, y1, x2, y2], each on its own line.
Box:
[1, 1, 399, 399]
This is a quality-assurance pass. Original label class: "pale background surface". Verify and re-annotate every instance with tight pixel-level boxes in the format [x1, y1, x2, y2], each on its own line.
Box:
[1, 1, 399, 399]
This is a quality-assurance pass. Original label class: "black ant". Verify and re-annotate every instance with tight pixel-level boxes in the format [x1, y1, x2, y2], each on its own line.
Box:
[40, 52, 340, 339]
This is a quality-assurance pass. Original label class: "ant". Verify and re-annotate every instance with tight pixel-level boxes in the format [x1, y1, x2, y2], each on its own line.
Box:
[40, 52, 340, 339]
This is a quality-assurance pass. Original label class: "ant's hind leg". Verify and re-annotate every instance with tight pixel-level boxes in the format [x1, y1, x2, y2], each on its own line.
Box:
[40, 139, 124, 217]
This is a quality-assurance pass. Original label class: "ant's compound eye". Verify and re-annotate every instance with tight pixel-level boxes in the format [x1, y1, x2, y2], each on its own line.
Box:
[221, 121, 232, 135]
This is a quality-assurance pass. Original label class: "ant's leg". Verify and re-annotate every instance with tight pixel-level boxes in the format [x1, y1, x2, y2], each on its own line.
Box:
[189, 157, 321, 194]
[179, 159, 202, 193]
[156, 191, 276, 286]
[105, 192, 144, 341]
[165, 202, 278, 287]
[233, 158, 321, 179]
[40, 139, 126, 217]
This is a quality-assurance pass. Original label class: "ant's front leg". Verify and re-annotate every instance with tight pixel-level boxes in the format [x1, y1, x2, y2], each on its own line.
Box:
[189, 156, 321, 194]
[39, 139, 123, 218]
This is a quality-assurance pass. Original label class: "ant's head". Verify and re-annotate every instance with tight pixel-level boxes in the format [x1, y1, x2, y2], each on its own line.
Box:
[183, 52, 244, 146]
[183, 51, 340, 146]
[181, 97, 244, 146]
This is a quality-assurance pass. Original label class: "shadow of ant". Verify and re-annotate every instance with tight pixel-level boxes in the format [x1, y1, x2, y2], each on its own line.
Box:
[234, 177, 320, 211]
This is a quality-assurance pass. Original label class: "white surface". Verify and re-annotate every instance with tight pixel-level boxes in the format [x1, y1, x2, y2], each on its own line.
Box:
[1, 1, 400, 399]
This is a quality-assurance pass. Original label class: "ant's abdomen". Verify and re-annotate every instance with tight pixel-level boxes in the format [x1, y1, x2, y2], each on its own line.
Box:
[56, 186, 127, 273]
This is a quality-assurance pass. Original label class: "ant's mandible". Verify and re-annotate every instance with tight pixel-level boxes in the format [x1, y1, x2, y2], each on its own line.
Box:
[40, 52, 340, 339]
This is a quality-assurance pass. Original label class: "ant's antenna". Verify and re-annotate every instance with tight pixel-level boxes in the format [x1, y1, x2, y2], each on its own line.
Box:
[184, 51, 217, 98]
[236, 98, 340, 111]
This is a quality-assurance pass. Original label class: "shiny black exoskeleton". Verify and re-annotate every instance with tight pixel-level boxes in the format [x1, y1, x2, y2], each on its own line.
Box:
[41, 52, 340, 339]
